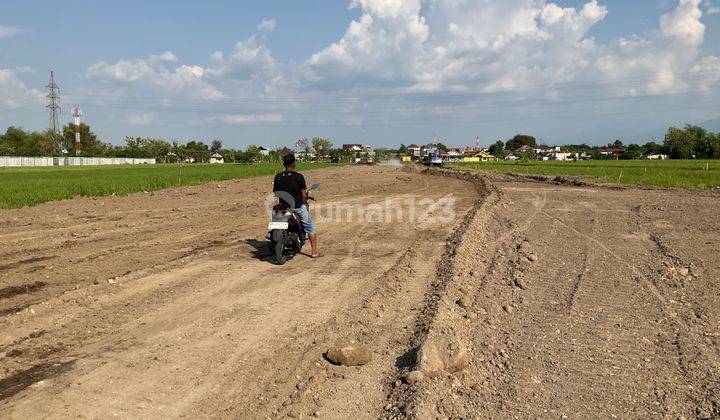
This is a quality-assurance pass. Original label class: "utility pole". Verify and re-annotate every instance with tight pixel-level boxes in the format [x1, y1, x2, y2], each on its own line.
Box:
[46, 71, 61, 135]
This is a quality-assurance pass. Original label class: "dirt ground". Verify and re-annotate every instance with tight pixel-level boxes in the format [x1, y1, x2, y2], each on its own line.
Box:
[1, 165, 718, 419]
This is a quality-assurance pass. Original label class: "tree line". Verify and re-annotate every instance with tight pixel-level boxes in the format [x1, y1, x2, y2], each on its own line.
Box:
[0, 124, 355, 163]
[485, 125, 720, 160]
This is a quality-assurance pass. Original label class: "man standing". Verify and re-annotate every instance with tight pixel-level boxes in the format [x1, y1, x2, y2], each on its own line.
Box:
[273, 154, 322, 258]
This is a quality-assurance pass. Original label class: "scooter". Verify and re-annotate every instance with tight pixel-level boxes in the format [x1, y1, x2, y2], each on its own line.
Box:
[267, 183, 319, 265]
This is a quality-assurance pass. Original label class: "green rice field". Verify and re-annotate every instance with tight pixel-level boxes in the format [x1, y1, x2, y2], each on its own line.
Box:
[0, 163, 334, 209]
[451, 160, 719, 190]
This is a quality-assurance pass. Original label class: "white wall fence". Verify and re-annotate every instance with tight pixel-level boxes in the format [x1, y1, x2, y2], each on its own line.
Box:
[0, 156, 156, 168]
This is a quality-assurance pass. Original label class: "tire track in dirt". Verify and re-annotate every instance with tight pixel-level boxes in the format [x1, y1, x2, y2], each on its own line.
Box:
[0, 165, 479, 419]
[389, 168, 719, 419]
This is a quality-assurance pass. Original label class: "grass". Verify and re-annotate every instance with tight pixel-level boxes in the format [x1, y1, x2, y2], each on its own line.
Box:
[0, 163, 334, 209]
[450, 160, 720, 190]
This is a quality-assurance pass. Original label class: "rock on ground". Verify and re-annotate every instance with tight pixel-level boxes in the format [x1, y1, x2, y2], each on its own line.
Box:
[326, 344, 373, 367]
[416, 338, 469, 376]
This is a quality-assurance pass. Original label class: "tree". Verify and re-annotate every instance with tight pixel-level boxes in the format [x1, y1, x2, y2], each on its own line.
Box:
[0, 127, 60, 156]
[185, 140, 209, 151]
[694, 130, 720, 159]
[312, 137, 333, 160]
[235, 145, 262, 163]
[295, 138, 312, 160]
[665, 126, 695, 159]
[121, 136, 148, 158]
[505, 134, 536, 151]
[211, 139, 223, 152]
[398, 144, 409, 155]
[144, 139, 173, 162]
[488, 140, 505, 158]
[436, 143, 449, 152]
[1, 126, 27, 155]
[642, 141, 666, 156]
[245, 145, 262, 162]
[170, 141, 186, 162]
[61, 123, 107, 156]
[328, 148, 351, 163]
[621, 144, 643, 160]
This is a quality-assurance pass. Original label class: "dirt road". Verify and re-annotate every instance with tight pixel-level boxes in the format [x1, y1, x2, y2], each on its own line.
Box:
[1, 165, 718, 419]
[0, 165, 479, 419]
[391, 170, 720, 419]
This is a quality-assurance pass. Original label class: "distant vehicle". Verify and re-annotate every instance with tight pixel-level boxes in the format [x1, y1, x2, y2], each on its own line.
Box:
[354, 151, 375, 165]
[423, 147, 443, 166]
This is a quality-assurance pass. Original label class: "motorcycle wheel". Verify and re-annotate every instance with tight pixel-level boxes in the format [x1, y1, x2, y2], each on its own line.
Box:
[274, 237, 287, 265]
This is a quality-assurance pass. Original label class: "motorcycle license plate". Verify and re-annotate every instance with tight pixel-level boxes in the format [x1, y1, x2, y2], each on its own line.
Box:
[268, 222, 289, 230]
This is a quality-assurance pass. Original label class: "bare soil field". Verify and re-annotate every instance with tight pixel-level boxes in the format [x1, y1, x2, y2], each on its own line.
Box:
[1, 165, 718, 419]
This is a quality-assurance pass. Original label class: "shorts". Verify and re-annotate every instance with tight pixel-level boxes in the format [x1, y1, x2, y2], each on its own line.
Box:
[293, 205, 316, 235]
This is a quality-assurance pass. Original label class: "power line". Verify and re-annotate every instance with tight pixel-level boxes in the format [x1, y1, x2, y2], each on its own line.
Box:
[58, 68, 720, 105]
[46, 70, 61, 134]
[50, 88, 716, 117]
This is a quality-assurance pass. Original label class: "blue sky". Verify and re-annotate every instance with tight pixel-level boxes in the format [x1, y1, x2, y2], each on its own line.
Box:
[1, 0, 719, 149]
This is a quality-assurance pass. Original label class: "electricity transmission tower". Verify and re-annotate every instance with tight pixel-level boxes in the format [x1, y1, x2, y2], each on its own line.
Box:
[46, 71, 61, 135]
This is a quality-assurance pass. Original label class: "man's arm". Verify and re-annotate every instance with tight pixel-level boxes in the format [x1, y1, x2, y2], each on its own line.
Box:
[299, 173, 308, 205]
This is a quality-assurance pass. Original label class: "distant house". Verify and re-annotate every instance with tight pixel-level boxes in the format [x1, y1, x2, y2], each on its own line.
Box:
[407, 144, 421, 158]
[476, 150, 497, 162]
[599, 147, 625, 158]
[296, 151, 316, 162]
[343, 144, 364, 152]
[646, 154, 669, 160]
[516, 145, 533, 154]
[504, 150, 519, 160]
[443, 149, 462, 162]
[460, 147, 482, 155]
[553, 152, 575, 162]
[209, 152, 225, 164]
[352, 145, 375, 164]
[534, 145, 561, 154]
[258, 147, 270, 156]
[463, 149, 497, 163]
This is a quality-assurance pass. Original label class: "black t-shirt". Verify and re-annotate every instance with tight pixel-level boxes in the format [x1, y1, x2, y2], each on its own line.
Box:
[273, 170, 306, 209]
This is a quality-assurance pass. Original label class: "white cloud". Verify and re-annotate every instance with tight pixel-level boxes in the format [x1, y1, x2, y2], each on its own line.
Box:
[210, 113, 283, 125]
[87, 53, 226, 100]
[702, 0, 720, 14]
[0, 25, 20, 39]
[303, 0, 718, 97]
[86, 19, 282, 102]
[151, 51, 179, 63]
[79, 3, 719, 132]
[305, 0, 428, 89]
[211, 51, 224, 63]
[257, 18, 277, 33]
[127, 112, 159, 125]
[207, 35, 276, 81]
[0, 67, 43, 108]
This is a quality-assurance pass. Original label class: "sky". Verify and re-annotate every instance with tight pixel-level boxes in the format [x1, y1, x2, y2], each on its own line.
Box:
[1, 0, 720, 149]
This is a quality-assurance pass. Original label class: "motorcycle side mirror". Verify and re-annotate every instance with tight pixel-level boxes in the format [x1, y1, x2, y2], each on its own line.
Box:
[310, 183, 319, 190]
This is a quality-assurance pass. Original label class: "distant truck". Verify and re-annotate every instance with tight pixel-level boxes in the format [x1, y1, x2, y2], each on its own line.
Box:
[421, 146, 443, 166]
[353, 150, 375, 165]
